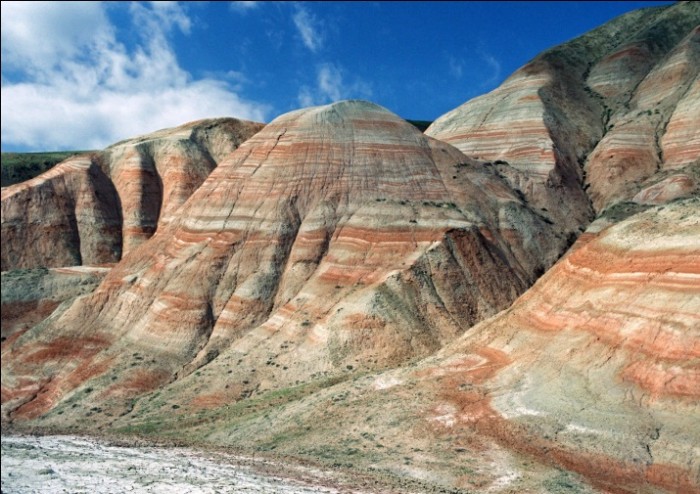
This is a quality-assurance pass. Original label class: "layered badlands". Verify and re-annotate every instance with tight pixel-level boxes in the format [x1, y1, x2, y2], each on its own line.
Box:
[426, 1, 700, 223]
[1, 117, 263, 271]
[197, 199, 697, 493]
[1, 154, 123, 270]
[1, 266, 109, 342]
[1, 2, 699, 494]
[426, 199, 700, 493]
[1, 101, 567, 425]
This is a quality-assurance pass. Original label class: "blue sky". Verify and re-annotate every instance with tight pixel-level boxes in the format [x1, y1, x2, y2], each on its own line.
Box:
[1, 1, 672, 152]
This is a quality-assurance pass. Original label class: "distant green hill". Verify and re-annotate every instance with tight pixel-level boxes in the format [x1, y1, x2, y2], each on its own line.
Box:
[1, 151, 94, 187]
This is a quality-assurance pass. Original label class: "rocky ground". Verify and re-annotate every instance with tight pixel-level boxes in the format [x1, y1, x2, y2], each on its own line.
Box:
[0, 434, 385, 494]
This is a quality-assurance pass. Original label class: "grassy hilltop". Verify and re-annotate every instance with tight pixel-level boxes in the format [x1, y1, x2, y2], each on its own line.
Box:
[1, 151, 93, 187]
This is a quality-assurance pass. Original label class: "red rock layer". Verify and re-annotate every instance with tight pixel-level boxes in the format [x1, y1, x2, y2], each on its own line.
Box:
[632, 173, 698, 205]
[1, 4, 698, 491]
[1, 266, 110, 341]
[425, 72, 557, 176]
[426, 63, 598, 236]
[1, 101, 565, 422]
[0, 118, 263, 271]
[585, 24, 700, 211]
[661, 73, 700, 170]
[634, 25, 700, 109]
[584, 117, 660, 210]
[426, 198, 700, 492]
[1, 155, 122, 270]
[586, 42, 656, 100]
[104, 118, 264, 254]
[428, 2, 700, 223]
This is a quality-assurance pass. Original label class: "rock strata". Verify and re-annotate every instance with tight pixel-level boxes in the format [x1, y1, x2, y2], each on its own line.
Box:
[204, 199, 699, 494]
[1, 118, 263, 271]
[1, 101, 565, 423]
[427, 2, 700, 226]
[1, 155, 122, 270]
[1, 266, 110, 342]
[425, 198, 700, 493]
[1, 3, 699, 493]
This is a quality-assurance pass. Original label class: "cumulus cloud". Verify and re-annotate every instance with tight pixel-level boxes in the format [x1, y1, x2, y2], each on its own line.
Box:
[1, 1, 269, 151]
[298, 63, 372, 108]
[293, 5, 324, 52]
[1, 2, 113, 75]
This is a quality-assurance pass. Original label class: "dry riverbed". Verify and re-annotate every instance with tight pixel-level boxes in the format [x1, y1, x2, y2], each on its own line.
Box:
[0, 434, 383, 494]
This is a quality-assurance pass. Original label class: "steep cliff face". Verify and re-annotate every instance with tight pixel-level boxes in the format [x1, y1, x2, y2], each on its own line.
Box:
[1, 101, 566, 423]
[0, 118, 264, 271]
[1, 155, 122, 270]
[427, 2, 700, 229]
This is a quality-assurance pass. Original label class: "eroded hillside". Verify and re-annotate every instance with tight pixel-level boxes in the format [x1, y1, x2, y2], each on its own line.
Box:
[1, 118, 264, 271]
[427, 1, 699, 233]
[2, 101, 568, 425]
[1, 2, 699, 493]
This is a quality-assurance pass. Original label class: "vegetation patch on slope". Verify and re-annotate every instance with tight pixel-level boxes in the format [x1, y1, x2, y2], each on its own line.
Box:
[1, 151, 93, 187]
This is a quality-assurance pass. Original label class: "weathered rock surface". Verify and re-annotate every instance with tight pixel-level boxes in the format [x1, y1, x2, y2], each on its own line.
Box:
[1, 155, 122, 270]
[0, 118, 264, 271]
[104, 118, 264, 254]
[585, 23, 700, 212]
[188, 199, 697, 494]
[1, 266, 110, 342]
[632, 168, 699, 205]
[427, 2, 700, 225]
[422, 198, 700, 493]
[1, 3, 699, 494]
[1, 101, 567, 424]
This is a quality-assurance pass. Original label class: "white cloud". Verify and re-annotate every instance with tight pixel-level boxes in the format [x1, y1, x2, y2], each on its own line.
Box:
[479, 51, 502, 88]
[297, 63, 372, 108]
[3, 80, 269, 151]
[297, 87, 315, 108]
[449, 56, 464, 79]
[293, 5, 323, 52]
[136, 1, 192, 34]
[1, 2, 113, 76]
[0, 1, 269, 151]
[230, 1, 260, 13]
[317, 64, 343, 101]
